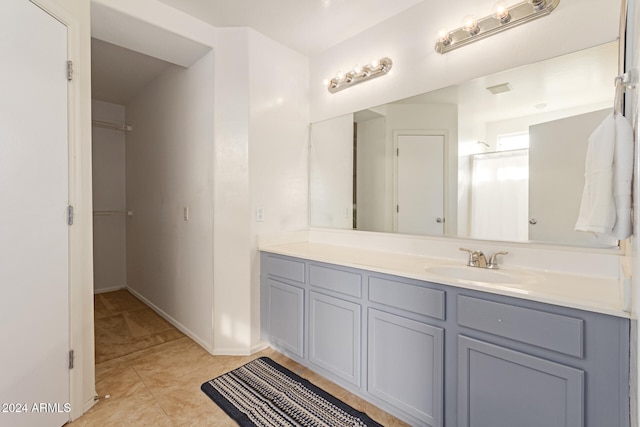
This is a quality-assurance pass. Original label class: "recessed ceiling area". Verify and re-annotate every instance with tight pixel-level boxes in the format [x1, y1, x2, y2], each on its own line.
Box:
[91, 38, 175, 105]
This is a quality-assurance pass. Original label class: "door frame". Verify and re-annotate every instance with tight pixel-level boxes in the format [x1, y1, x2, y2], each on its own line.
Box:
[392, 129, 449, 234]
[29, 0, 94, 421]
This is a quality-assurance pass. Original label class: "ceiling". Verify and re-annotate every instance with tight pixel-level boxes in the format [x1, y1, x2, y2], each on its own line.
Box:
[157, 0, 424, 56]
[91, 0, 424, 105]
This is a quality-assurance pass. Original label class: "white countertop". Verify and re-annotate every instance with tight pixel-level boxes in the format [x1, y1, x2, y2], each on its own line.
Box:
[260, 241, 630, 318]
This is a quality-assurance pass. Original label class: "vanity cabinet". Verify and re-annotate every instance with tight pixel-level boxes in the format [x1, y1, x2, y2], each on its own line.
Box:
[458, 336, 584, 427]
[309, 291, 361, 386]
[368, 308, 444, 426]
[263, 279, 304, 358]
[260, 256, 305, 358]
[260, 252, 630, 427]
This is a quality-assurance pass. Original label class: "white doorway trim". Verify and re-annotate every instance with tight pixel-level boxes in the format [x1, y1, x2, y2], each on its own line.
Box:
[29, 0, 95, 420]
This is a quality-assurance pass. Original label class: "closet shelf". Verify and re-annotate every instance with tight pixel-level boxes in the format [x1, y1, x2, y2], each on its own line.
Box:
[93, 210, 133, 217]
[92, 119, 132, 132]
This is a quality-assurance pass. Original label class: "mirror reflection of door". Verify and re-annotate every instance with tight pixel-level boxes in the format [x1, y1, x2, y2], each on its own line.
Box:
[395, 134, 445, 235]
[529, 109, 617, 247]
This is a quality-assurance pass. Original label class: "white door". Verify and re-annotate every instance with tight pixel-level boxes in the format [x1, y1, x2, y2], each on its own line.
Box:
[396, 134, 445, 235]
[0, 2, 70, 426]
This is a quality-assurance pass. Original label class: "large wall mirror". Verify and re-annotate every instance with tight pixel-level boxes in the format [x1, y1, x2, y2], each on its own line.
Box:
[310, 41, 619, 249]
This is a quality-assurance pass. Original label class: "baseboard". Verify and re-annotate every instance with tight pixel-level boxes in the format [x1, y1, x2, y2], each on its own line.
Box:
[94, 285, 126, 294]
[211, 340, 269, 356]
[82, 395, 98, 414]
[125, 287, 214, 354]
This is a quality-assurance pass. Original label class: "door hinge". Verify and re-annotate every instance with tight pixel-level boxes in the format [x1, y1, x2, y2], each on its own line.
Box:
[396, 204, 399, 213]
[67, 60, 73, 81]
[396, 148, 399, 156]
[68, 350, 74, 369]
[67, 205, 74, 226]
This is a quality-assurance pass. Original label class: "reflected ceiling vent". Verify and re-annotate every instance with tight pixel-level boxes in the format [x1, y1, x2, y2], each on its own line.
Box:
[486, 83, 511, 94]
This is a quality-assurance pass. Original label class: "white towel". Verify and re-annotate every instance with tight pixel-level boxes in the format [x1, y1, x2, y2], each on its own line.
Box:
[575, 112, 634, 240]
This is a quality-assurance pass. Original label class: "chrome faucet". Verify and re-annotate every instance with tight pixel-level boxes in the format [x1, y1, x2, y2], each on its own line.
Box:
[460, 248, 509, 269]
[488, 251, 509, 269]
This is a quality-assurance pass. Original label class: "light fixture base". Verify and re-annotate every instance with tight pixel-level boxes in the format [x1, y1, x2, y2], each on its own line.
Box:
[327, 57, 393, 93]
[435, 0, 560, 54]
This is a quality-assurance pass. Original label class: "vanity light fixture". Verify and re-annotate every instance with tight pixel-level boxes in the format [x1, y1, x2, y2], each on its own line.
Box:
[435, 0, 560, 54]
[326, 57, 393, 93]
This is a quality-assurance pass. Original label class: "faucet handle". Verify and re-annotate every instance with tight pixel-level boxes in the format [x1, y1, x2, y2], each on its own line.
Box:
[459, 248, 476, 267]
[488, 251, 509, 269]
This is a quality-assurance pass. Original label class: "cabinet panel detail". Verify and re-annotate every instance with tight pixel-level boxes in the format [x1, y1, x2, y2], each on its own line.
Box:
[266, 279, 304, 357]
[369, 277, 445, 320]
[368, 309, 443, 426]
[309, 264, 362, 298]
[265, 255, 305, 283]
[458, 336, 584, 427]
[457, 295, 584, 358]
[309, 291, 361, 386]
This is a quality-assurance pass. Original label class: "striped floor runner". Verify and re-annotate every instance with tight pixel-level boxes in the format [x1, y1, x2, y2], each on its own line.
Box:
[201, 357, 383, 427]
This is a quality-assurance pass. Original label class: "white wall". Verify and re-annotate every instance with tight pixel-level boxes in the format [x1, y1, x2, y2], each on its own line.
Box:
[248, 30, 310, 351]
[92, 100, 127, 293]
[211, 28, 252, 354]
[310, 0, 621, 123]
[211, 28, 310, 354]
[92, 0, 309, 357]
[125, 53, 216, 351]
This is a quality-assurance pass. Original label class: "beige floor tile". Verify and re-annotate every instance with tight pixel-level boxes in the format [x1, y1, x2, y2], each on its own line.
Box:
[123, 307, 176, 338]
[68, 388, 172, 427]
[98, 289, 147, 314]
[93, 294, 111, 320]
[72, 290, 408, 426]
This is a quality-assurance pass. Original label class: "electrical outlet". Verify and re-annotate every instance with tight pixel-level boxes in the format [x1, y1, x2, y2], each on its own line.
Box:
[256, 207, 264, 222]
[183, 206, 190, 221]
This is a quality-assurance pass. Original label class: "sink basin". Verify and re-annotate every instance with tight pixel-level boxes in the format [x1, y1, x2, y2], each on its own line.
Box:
[425, 265, 532, 285]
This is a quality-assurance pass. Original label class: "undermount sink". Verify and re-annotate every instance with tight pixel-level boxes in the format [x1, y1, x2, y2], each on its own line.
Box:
[425, 265, 533, 285]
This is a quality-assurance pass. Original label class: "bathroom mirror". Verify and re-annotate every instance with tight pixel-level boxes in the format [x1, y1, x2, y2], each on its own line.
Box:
[309, 41, 619, 248]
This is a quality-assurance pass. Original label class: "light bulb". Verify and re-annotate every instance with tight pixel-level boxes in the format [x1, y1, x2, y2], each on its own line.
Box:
[492, 2, 511, 24]
[437, 28, 452, 46]
[528, 0, 546, 11]
[370, 59, 380, 70]
[462, 15, 480, 36]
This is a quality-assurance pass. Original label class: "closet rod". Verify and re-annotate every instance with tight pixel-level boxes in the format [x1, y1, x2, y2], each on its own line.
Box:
[93, 210, 133, 217]
[92, 119, 133, 132]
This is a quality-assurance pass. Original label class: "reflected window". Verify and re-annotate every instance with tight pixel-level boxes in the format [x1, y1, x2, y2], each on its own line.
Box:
[497, 132, 529, 151]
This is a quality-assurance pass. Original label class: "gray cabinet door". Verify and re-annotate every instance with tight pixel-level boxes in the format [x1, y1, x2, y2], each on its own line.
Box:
[266, 279, 304, 358]
[368, 309, 444, 427]
[309, 291, 361, 386]
[458, 336, 584, 427]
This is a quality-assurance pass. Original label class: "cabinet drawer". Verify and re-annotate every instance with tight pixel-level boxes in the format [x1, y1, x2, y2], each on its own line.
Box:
[265, 255, 305, 283]
[369, 277, 445, 320]
[457, 295, 584, 358]
[309, 264, 361, 298]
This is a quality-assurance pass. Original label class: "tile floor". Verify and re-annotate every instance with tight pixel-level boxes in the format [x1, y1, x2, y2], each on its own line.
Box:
[68, 290, 409, 426]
